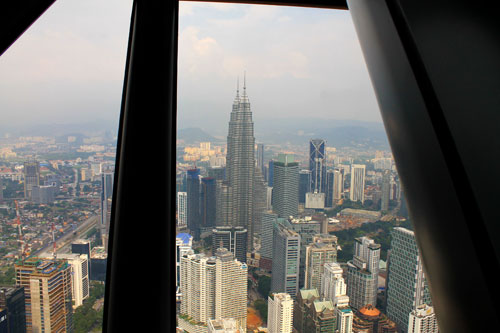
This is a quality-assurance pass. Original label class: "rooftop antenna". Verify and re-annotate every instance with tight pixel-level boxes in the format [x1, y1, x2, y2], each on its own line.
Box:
[243, 71, 246, 92]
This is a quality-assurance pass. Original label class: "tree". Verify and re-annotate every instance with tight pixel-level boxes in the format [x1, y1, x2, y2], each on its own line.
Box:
[254, 299, 268, 323]
[257, 275, 271, 298]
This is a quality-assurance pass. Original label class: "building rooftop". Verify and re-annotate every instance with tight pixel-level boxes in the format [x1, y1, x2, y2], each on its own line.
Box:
[314, 300, 334, 313]
[176, 233, 192, 245]
[91, 246, 107, 259]
[359, 304, 380, 317]
[300, 289, 319, 301]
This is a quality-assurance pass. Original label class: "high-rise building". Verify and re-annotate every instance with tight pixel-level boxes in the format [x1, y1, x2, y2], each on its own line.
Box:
[304, 237, 337, 291]
[256, 143, 264, 173]
[201, 177, 217, 230]
[225, 79, 257, 248]
[268, 160, 274, 187]
[271, 223, 300, 298]
[266, 186, 273, 211]
[43, 253, 89, 308]
[272, 154, 299, 218]
[186, 168, 200, 240]
[333, 169, 344, 202]
[212, 226, 248, 264]
[216, 181, 233, 227]
[309, 139, 326, 194]
[259, 213, 287, 271]
[268, 293, 293, 333]
[0, 286, 26, 333]
[347, 237, 380, 310]
[179, 249, 247, 332]
[298, 170, 311, 204]
[287, 217, 322, 288]
[325, 169, 335, 208]
[252, 168, 267, 240]
[15, 258, 73, 332]
[177, 192, 188, 229]
[306, 300, 336, 333]
[349, 164, 366, 203]
[23, 161, 40, 199]
[408, 304, 439, 333]
[31, 185, 56, 204]
[381, 170, 391, 212]
[321, 262, 349, 308]
[336, 306, 354, 333]
[89, 246, 107, 282]
[208, 166, 225, 181]
[387, 227, 432, 333]
[100, 172, 114, 250]
[175, 233, 193, 301]
[0, 178, 4, 202]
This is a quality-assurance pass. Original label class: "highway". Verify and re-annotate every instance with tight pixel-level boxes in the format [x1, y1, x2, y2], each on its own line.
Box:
[33, 215, 99, 257]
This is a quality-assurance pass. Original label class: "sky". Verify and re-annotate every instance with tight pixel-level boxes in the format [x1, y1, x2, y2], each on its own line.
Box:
[0, 1, 382, 135]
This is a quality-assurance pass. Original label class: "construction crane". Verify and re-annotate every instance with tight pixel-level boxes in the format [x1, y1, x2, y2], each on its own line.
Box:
[15, 200, 28, 260]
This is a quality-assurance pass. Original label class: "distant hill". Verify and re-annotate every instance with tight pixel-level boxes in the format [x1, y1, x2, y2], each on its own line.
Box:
[177, 128, 221, 144]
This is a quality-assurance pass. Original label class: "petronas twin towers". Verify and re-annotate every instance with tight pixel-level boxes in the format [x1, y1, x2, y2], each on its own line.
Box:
[223, 77, 266, 249]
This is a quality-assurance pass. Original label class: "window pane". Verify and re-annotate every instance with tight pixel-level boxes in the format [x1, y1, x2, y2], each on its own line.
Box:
[0, 1, 131, 332]
[176, 2, 437, 333]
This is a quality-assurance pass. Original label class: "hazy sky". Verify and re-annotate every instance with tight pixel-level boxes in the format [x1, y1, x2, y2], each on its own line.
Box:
[0, 1, 382, 133]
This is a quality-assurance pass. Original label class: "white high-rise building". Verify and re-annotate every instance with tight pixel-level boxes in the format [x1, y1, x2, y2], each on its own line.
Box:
[177, 192, 187, 229]
[267, 293, 293, 333]
[346, 237, 380, 310]
[179, 248, 247, 333]
[321, 262, 349, 307]
[349, 164, 366, 203]
[408, 304, 439, 333]
[333, 169, 344, 201]
[176, 233, 193, 301]
[336, 306, 353, 333]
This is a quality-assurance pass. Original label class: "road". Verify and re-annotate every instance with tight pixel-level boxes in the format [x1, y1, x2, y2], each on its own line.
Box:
[33, 215, 98, 256]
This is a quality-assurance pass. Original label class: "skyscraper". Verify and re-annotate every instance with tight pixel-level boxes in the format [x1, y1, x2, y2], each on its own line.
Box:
[268, 160, 274, 187]
[298, 170, 311, 204]
[333, 168, 344, 201]
[100, 172, 114, 250]
[381, 170, 391, 212]
[177, 192, 188, 229]
[256, 143, 264, 173]
[387, 227, 432, 332]
[175, 233, 193, 301]
[346, 237, 380, 310]
[201, 177, 216, 230]
[186, 168, 200, 239]
[268, 293, 293, 333]
[179, 249, 247, 332]
[408, 304, 439, 333]
[304, 238, 337, 291]
[271, 223, 300, 298]
[15, 258, 73, 332]
[43, 253, 89, 308]
[325, 169, 335, 208]
[212, 226, 248, 264]
[309, 139, 326, 194]
[23, 161, 40, 199]
[225, 78, 257, 248]
[0, 286, 26, 333]
[0, 178, 3, 202]
[321, 262, 349, 307]
[349, 164, 366, 203]
[272, 154, 299, 218]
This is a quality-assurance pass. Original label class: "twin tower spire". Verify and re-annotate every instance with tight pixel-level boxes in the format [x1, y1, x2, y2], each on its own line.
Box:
[234, 72, 248, 104]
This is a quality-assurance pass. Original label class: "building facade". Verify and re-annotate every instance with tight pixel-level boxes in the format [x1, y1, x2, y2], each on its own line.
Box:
[178, 192, 188, 229]
[23, 161, 40, 199]
[271, 223, 300, 298]
[201, 177, 217, 230]
[15, 258, 73, 332]
[187, 168, 200, 240]
[212, 226, 248, 264]
[347, 237, 380, 310]
[304, 239, 337, 291]
[0, 286, 26, 333]
[408, 304, 439, 333]
[349, 164, 366, 203]
[386, 228, 432, 333]
[272, 154, 299, 218]
[309, 139, 326, 194]
[267, 293, 293, 333]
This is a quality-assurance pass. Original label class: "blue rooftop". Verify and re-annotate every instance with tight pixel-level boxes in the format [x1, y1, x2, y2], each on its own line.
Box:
[177, 233, 192, 245]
